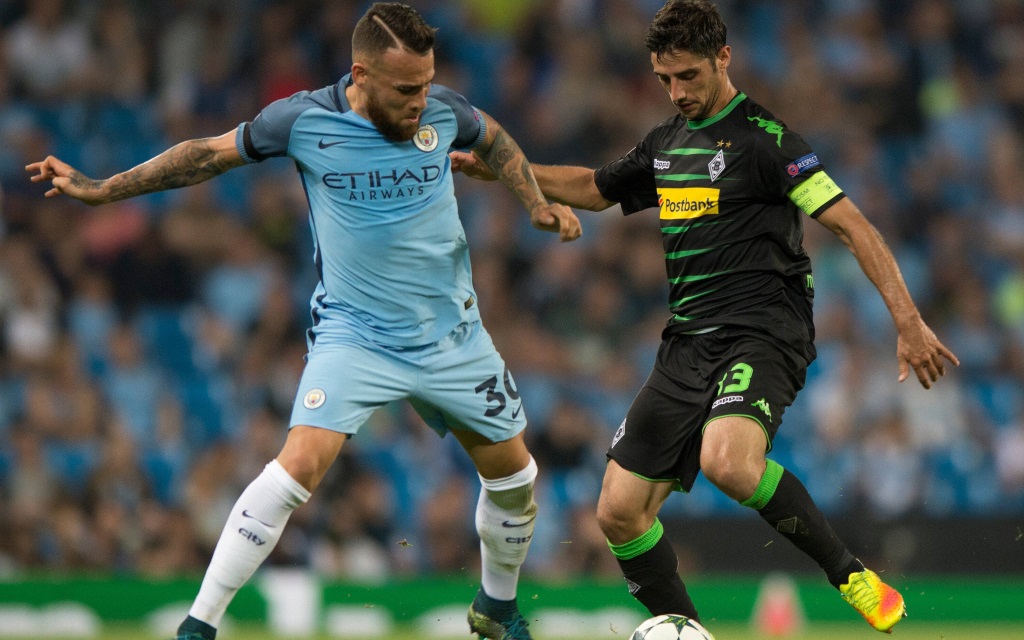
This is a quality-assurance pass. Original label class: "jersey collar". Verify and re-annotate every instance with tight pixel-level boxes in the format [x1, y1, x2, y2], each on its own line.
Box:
[686, 92, 746, 130]
[334, 73, 354, 113]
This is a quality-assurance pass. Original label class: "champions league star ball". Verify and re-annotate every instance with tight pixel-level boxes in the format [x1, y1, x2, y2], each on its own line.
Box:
[629, 614, 716, 640]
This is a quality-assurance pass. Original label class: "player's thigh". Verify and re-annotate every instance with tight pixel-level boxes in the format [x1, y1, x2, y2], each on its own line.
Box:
[411, 322, 526, 444]
[289, 342, 412, 435]
[607, 365, 706, 492]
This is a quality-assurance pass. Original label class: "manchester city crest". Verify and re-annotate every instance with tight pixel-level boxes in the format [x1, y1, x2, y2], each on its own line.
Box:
[303, 388, 326, 409]
[413, 124, 438, 152]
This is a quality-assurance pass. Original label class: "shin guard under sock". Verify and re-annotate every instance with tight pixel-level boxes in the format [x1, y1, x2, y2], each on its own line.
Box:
[609, 519, 699, 620]
[743, 460, 858, 587]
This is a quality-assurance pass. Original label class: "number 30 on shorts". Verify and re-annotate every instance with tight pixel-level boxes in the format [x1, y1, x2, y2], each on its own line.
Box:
[717, 362, 753, 395]
[474, 366, 520, 417]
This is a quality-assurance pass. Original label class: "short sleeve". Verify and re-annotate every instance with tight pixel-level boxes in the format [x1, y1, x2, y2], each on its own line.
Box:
[428, 84, 486, 150]
[237, 91, 320, 163]
[593, 135, 659, 215]
[749, 118, 845, 216]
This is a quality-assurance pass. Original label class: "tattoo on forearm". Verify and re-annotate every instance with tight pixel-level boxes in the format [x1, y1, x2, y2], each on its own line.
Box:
[483, 129, 544, 210]
[70, 173, 104, 193]
[104, 139, 242, 203]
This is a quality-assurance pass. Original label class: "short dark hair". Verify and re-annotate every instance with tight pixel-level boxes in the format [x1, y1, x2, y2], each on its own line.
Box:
[352, 2, 436, 58]
[645, 0, 727, 61]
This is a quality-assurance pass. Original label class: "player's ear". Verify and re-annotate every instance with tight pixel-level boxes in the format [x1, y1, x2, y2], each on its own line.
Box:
[715, 45, 731, 71]
[351, 61, 369, 85]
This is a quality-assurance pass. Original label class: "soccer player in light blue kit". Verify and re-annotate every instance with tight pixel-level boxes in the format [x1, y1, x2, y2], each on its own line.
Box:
[27, 4, 580, 640]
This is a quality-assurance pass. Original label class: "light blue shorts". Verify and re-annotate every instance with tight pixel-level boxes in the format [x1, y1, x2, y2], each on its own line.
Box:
[289, 321, 526, 442]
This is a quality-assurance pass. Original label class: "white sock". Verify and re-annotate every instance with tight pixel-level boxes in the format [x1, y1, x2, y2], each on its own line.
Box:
[476, 457, 538, 601]
[189, 460, 311, 627]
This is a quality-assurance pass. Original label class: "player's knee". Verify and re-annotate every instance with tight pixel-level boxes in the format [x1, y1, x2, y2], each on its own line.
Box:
[700, 451, 759, 499]
[596, 496, 641, 543]
[277, 426, 347, 491]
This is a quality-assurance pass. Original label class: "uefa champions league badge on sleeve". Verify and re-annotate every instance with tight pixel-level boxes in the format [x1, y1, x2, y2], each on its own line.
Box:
[303, 388, 326, 409]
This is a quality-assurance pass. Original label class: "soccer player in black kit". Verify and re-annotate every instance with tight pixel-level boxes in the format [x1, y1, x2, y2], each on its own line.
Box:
[452, 0, 960, 634]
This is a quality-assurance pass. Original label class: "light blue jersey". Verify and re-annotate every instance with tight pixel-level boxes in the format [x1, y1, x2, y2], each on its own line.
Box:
[235, 75, 487, 348]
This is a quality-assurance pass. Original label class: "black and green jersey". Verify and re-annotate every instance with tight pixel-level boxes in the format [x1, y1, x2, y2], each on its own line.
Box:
[594, 92, 844, 359]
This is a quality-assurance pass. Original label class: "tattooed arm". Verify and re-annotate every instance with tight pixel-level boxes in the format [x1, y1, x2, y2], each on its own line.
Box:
[26, 130, 244, 206]
[472, 112, 581, 242]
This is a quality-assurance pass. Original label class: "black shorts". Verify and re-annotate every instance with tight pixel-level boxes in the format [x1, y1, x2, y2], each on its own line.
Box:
[607, 328, 811, 492]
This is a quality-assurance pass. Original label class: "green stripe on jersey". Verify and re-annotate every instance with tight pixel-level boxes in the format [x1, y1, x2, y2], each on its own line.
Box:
[669, 270, 732, 284]
[666, 246, 715, 259]
[660, 173, 740, 182]
[663, 219, 729, 233]
[670, 289, 716, 308]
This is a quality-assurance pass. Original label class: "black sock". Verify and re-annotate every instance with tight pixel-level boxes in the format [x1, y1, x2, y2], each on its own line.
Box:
[177, 615, 217, 640]
[473, 588, 520, 620]
[610, 520, 699, 621]
[746, 462, 859, 588]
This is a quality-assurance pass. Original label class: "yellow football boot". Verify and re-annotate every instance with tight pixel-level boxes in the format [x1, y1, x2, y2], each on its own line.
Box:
[839, 568, 907, 633]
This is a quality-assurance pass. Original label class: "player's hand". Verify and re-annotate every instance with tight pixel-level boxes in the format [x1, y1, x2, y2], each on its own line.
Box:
[530, 202, 582, 242]
[449, 151, 497, 181]
[25, 156, 109, 205]
[896, 320, 959, 389]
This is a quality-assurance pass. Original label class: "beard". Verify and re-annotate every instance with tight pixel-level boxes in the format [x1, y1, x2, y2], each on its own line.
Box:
[365, 92, 418, 142]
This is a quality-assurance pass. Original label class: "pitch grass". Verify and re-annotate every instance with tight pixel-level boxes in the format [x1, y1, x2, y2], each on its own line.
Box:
[22, 622, 1024, 640]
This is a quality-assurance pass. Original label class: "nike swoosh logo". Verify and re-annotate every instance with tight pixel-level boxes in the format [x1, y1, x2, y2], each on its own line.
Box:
[501, 516, 536, 528]
[511, 404, 522, 419]
[242, 510, 276, 529]
[318, 138, 346, 149]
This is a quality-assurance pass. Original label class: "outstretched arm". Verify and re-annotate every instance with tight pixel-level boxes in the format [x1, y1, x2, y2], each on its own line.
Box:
[816, 198, 959, 388]
[468, 112, 581, 241]
[26, 129, 244, 206]
[451, 148, 615, 212]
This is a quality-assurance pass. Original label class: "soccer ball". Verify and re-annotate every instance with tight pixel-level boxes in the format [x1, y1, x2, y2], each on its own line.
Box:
[629, 614, 716, 640]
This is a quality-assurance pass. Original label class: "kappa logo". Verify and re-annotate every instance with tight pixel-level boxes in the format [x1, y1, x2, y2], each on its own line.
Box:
[413, 124, 438, 152]
[751, 397, 773, 422]
[712, 394, 744, 410]
[303, 388, 326, 410]
[748, 116, 785, 147]
[654, 158, 671, 170]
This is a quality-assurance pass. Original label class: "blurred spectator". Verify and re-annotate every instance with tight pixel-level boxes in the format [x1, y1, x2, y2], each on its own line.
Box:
[4, 0, 94, 101]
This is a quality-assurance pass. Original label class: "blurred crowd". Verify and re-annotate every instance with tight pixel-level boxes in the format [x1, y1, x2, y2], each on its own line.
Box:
[0, 0, 1022, 580]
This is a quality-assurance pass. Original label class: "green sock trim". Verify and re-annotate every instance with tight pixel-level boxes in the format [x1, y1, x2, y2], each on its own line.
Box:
[607, 518, 664, 561]
[741, 459, 784, 510]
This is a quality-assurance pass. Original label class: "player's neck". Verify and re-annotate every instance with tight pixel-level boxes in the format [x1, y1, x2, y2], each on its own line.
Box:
[345, 84, 369, 121]
[707, 80, 739, 119]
